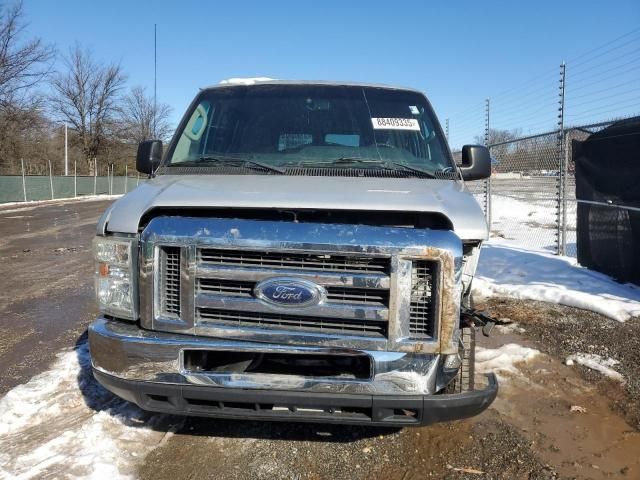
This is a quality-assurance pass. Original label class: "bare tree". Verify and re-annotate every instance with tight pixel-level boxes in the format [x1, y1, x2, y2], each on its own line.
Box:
[49, 44, 127, 169]
[0, 1, 55, 173]
[0, 1, 54, 108]
[474, 128, 522, 147]
[118, 85, 173, 143]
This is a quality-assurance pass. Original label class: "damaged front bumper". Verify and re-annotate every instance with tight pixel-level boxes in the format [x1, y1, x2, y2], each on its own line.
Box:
[89, 317, 497, 427]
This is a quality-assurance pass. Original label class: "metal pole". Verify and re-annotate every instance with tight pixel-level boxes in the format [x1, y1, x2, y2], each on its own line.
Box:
[557, 62, 566, 255]
[484, 98, 492, 227]
[124, 164, 128, 193]
[21, 158, 27, 202]
[93, 158, 97, 195]
[445, 118, 449, 143]
[562, 133, 569, 255]
[136, 172, 139, 186]
[48, 160, 54, 200]
[74, 160, 77, 198]
[64, 123, 68, 176]
[154, 23, 157, 138]
[110, 164, 114, 195]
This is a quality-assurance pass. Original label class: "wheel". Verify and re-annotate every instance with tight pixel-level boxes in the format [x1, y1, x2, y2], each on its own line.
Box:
[446, 327, 476, 393]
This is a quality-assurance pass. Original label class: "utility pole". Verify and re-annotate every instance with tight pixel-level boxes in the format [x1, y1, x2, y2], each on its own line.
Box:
[64, 123, 68, 176]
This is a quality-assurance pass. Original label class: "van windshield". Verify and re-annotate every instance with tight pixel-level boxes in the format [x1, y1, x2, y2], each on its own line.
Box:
[166, 84, 453, 176]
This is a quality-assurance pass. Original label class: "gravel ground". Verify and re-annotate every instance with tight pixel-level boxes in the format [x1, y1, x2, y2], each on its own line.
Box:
[481, 298, 640, 430]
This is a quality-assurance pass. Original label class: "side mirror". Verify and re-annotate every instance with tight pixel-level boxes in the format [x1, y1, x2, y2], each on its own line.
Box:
[136, 140, 163, 175]
[459, 145, 491, 181]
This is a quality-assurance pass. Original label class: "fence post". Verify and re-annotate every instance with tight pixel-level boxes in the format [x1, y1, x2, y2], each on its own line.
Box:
[484, 98, 492, 227]
[74, 160, 77, 198]
[93, 158, 97, 195]
[562, 132, 569, 255]
[48, 160, 54, 200]
[556, 62, 566, 255]
[21, 158, 27, 202]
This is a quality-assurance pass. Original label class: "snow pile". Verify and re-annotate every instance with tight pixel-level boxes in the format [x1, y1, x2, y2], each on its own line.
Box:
[0, 341, 177, 479]
[219, 77, 275, 85]
[473, 242, 640, 322]
[476, 343, 541, 379]
[565, 353, 624, 382]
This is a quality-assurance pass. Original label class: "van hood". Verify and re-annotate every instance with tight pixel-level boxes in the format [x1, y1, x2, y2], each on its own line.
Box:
[98, 175, 488, 241]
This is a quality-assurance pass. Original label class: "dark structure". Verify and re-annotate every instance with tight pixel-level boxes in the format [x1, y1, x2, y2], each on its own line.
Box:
[574, 116, 640, 284]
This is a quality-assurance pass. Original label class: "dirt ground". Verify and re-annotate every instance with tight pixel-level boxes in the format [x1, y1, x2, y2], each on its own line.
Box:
[0, 199, 109, 395]
[1, 199, 639, 479]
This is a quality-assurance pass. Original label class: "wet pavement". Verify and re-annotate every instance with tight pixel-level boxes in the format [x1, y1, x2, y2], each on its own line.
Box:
[1, 199, 639, 479]
[0, 199, 111, 394]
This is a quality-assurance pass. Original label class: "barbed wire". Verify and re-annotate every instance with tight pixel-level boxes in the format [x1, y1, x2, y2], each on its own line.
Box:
[445, 27, 640, 145]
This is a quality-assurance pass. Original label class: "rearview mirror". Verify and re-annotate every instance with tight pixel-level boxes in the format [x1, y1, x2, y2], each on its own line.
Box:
[459, 145, 491, 181]
[136, 140, 163, 175]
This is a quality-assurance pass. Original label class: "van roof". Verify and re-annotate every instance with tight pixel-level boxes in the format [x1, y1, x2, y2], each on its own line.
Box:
[203, 79, 425, 95]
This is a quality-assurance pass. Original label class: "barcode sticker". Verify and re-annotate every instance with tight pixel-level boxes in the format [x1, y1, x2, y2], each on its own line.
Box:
[371, 117, 420, 131]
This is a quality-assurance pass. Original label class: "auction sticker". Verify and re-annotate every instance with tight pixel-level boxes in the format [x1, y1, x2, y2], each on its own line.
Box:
[371, 117, 420, 131]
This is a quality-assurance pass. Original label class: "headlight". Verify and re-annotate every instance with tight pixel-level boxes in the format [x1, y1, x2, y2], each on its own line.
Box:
[93, 236, 137, 320]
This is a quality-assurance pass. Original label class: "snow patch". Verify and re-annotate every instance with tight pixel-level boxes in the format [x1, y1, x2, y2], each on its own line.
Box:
[219, 77, 275, 85]
[489, 194, 575, 252]
[0, 341, 178, 479]
[473, 242, 640, 322]
[494, 322, 526, 334]
[565, 353, 624, 382]
[476, 343, 541, 378]
[0, 195, 121, 213]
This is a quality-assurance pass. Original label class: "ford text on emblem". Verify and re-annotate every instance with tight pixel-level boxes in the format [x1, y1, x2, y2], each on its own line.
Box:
[254, 278, 325, 308]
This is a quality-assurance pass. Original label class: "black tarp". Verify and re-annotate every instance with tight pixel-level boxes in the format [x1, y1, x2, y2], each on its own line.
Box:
[573, 116, 640, 284]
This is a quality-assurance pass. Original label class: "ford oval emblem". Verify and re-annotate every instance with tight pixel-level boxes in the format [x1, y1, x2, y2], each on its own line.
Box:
[254, 278, 325, 308]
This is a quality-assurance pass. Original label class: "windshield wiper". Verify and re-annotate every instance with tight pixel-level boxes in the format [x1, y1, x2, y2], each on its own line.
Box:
[295, 157, 386, 167]
[174, 155, 285, 174]
[295, 157, 437, 178]
[386, 162, 436, 178]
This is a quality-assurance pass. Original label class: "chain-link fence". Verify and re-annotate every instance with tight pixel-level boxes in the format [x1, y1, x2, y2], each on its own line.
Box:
[0, 174, 142, 203]
[466, 118, 637, 258]
[487, 130, 563, 253]
[451, 29, 640, 260]
[0, 157, 144, 204]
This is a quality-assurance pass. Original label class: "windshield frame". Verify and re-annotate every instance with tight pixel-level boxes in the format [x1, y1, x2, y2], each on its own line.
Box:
[160, 83, 456, 176]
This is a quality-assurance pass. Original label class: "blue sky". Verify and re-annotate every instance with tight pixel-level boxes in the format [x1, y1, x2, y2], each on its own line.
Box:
[25, 0, 640, 145]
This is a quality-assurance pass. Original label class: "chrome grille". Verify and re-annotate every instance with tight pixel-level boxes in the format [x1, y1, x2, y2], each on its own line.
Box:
[199, 249, 389, 274]
[409, 260, 436, 336]
[198, 308, 387, 337]
[140, 217, 462, 352]
[160, 247, 181, 316]
[195, 248, 391, 338]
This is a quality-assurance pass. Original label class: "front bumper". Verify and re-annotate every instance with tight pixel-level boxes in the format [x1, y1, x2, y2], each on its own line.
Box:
[89, 317, 497, 426]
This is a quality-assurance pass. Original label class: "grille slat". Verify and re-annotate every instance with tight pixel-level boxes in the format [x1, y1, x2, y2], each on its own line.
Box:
[198, 279, 389, 307]
[197, 308, 386, 338]
[161, 247, 181, 316]
[409, 260, 435, 337]
[199, 249, 389, 274]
